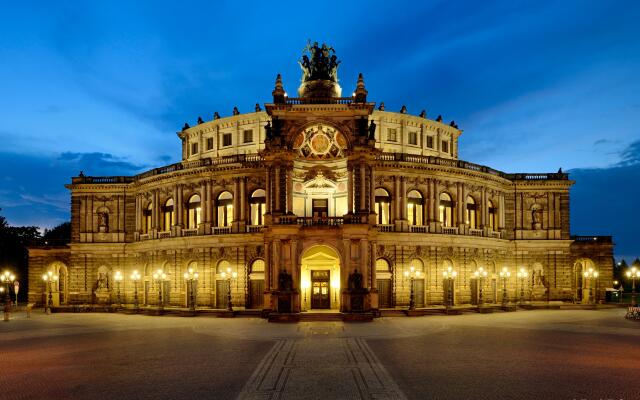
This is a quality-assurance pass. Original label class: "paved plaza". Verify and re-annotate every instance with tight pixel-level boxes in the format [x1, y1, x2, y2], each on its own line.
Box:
[1, 309, 639, 400]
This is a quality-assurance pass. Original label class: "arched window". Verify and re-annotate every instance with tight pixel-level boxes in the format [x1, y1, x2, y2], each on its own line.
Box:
[217, 260, 231, 275]
[466, 196, 477, 229]
[376, 258, 391, 272]
[217, 191, 233, 227]
[410, 258, 424, 272]
[250, 189, 266, 226]
[488, 200, 497, 230]
[439, 192, 454, 227]
[187, 194, 201, 229]
[163, 198, 174, 231]
[144, 203, 153, 233]
[375, 188, 391, 225]
[251, 259, 265, 273]
[407, 190, 423, 226]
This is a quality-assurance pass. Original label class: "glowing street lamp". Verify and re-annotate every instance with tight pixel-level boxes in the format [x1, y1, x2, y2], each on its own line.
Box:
[220, 267, 237, 312]
[41, 271, 58, 314]
[130, 270, 141, 311]
[625, 266, 639, 306]
[1, 271, 15, 321]
[499, 267, 511, 307]
[473, 267, 488, 306]
[442, 266, 457, 308]
[152, 269, 169, 312]
[517, 268, 528, 305]
[113, 271, 123, 309]
[183, 268, 200, 311]
[404, 266, 422, 311]
[583, 268, 599, 305]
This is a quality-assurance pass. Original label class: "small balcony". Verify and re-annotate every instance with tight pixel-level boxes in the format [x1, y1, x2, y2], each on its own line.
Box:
[442, 226, 459, 235]
[211, 226, 232, 235]
[297, 217, 343, 227]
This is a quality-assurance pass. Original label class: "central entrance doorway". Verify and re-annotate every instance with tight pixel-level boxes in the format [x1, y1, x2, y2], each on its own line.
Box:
[311, 270, 330, 309]
[300, 245, 341, 311]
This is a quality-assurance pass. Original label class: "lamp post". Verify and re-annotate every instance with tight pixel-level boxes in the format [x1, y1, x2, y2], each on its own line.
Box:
[442, 266, 457, 308]
[583, 268, 599, 305]
[404, 266, 422, 311]
[517, 268, 528, 305]
[1, 271, 15, 321]
[41, 271, 58, 314]
[113, 270, 123, 309]
[220, 267, 237, 312]
[183, 268, 199, 311]
[152, 269, 168, 313]
[499, 267, 511, 307]
[130, 270, 141, 311]
[473, 267, 488, 307]
[625, 266, 639, 306]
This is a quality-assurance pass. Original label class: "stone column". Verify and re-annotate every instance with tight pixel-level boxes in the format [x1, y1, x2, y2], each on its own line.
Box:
[499, 194, 506, 229]
[274, 165, 281, 213]
[369, 165, 376, 223]
[481, 188, 487, 228]
[265, 167, 271, 214]
[286, 167, 293, 214]
[135, 194, 140, 232]
[177, 185, 184, 227]
[240, 177, 246, 222]
[401, 177, 407, 220]
[359, 162, 366, 212]
[394, 177, 401, 222]
[347, 166, 354, 214]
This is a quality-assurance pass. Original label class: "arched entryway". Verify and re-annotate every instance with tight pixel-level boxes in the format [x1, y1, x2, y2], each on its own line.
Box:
[300, 245, 341, 311]
[46, 261, 68, 306]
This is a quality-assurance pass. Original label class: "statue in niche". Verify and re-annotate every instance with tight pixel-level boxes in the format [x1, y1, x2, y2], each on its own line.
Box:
[97, 212, 109, 233]
[97, 272, 108, 290]
[531, 204, 543, 230]
[278, 270, 293, 291]
[348, 269, 364, 291]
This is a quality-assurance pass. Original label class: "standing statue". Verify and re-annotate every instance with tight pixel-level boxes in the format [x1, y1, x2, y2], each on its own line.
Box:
[299, 40, 340, 83]
[368, 120, 377, 140]
[97, 272, 108, 290]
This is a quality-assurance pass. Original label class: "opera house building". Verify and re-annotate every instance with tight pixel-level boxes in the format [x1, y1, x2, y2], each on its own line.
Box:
[28, 43, 613, 318]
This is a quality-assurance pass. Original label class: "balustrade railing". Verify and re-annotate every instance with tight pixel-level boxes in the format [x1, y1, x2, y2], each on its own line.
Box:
[297, 217, 343, 227]
[490, 231, 502, 239]
[247, 225, 264, 233]
[375, 153, 569, 181]
[182, 228, 198, 237]
[571, 235, 612, 243]
[442, 226, 459, 235]
[409, 225, 428, 233]
[139, 233, 150, 241]
[469, 228, 483, 237]
[377, 224, 395, 232]
[212, 226, 232, 235]
[157, 231, 172, 239]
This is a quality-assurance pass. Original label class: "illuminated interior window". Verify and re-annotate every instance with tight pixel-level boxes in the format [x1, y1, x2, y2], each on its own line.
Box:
[466, 196, 477, 229]
[376, 258, 390, 272]
[407, 190, 423, 226]
[439, 192, 454, 227]
[375, 188, 391, 225]
[250, 189, 266, 225]
[217, 191, 233, 227]
[163, 198, 174, 231]
[488, 200, 497, 230]
[144, 203, 153, 233]
[187, 194, 201, 229]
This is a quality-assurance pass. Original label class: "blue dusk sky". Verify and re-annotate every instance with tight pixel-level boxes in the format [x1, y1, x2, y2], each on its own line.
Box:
[0, 1, 639, 260]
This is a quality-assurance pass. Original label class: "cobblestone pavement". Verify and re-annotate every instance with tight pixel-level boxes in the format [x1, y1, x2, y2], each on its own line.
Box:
[1, 309, 639, 399]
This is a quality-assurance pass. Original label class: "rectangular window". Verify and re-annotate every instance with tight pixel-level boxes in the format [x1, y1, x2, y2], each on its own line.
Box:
[408, 131, 418, 145]
[387, 128, 397, 142]
[191, 142, 198, 155]
[206, 137, 214, 150]
[442, 140, 449, 153]
[222, 133, 232, 147]
[243, 129, 253, 143]
[427, 136, 434, 149]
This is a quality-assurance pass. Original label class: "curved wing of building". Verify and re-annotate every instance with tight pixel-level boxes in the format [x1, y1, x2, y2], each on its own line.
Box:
[29, 44, 613, 313]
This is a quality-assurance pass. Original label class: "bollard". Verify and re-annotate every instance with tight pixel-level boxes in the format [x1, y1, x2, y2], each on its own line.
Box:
[3, 305, 9, 322]
[27, 303, 32, 318]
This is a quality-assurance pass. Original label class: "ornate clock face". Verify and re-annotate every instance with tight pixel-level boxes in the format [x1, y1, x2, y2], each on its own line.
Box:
[293, 124, 347, 159]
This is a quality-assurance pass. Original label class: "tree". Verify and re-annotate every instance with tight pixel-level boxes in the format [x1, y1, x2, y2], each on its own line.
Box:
[0, 209, 41, 303]
[42, 222, 71, 245]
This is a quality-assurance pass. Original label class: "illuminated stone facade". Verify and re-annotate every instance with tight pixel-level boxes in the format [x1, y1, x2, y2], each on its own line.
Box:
[28, 46, 613, 313]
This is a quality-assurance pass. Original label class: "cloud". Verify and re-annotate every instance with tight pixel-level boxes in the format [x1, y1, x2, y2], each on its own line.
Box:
[617, 139, 640, 167]
[0, 151, 148, 229]
[570, 140, 640, 261]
